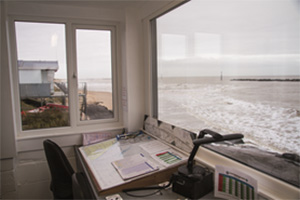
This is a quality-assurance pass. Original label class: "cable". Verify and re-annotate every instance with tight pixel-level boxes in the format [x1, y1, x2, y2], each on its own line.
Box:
[123, 189, 162, 198]
[122, 177, 173, 198]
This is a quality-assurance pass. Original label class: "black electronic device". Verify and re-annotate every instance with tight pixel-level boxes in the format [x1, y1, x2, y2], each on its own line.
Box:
[172, 129, 244, 199]
[172, 169, 213, 199]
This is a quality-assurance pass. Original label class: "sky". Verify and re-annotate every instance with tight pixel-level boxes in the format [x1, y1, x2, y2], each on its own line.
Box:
[15, 22, 67, 79]
[15, 0, 300, 78]
[15, 22, 112, 79]
[157, 0, 300, 77]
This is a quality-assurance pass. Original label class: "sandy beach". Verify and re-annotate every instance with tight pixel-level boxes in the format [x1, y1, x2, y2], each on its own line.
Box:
[86, 91, 113, 110]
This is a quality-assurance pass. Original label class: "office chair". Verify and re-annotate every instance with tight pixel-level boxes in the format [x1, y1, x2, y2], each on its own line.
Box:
[43, 139, 74, 199]
[72, 172, 95, 199]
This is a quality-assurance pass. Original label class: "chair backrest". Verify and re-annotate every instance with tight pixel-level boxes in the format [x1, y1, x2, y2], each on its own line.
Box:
[43, 139, 74, 199]
[72, 172, 95, 200]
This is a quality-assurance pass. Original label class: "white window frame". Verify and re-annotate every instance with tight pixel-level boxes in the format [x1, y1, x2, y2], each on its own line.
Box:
[8, 16, 123, 139]
[72, 24, 119, 126]
[142, 1, 300, 199]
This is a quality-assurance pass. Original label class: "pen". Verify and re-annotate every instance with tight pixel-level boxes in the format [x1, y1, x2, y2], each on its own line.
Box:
[116, 131, 144, 140]
[144, 162, 155, 170]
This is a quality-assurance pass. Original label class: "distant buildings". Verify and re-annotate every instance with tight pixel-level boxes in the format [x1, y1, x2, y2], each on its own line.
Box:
[18, 60, 59, 98]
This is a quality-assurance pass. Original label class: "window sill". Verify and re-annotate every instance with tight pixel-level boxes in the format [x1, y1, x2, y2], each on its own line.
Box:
[195, 147, 300, 199]
[16, 125, 124, 152]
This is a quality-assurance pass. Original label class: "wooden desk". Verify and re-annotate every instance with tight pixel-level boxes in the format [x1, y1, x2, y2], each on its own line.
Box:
[74, 133, 187, 197]
[75, 135, 224, 199]
[75, 148, 220, 200]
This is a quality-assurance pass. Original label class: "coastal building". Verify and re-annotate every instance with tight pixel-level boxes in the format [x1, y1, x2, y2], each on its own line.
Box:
[18, 60, 59, 97]
[1, 0, 299, 199]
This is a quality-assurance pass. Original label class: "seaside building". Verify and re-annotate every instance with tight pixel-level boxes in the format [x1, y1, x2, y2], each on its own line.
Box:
[18, 60, 58, 97]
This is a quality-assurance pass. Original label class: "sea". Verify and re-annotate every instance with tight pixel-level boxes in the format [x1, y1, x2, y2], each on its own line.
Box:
[157, 76, 300, 155]
[80, 78, 113, 93]
[76, 76, 300, 155]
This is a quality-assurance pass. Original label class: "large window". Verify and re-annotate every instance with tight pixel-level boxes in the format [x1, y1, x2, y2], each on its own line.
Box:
[75, 28, 114, 121]
[15, 22, 69, 130]
[12, 19, 119, 132]
[153, 0, 299, 186]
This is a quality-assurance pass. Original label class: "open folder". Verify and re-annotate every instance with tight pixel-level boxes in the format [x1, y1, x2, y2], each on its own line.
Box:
[111, 154, 159, 180]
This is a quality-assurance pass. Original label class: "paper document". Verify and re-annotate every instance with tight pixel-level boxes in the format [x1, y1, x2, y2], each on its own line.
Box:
[152, 150, 187, 167]
[139, 140, 171, 154]
[111, 154, 159, 180]
[143, 115, 194, 152]
[79, 139, 125, 190]
[214, 165, 257, 200]
[81, 138, 117, 160]
[83, 131, 119, 146]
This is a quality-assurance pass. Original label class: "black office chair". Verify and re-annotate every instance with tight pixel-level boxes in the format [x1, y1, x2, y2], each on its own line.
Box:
[72, 172, 95, 199]
[43, 139, 74, 199]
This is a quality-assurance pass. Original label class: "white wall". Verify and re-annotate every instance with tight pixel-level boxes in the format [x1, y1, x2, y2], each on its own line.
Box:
[123, 7, 145, 132]
[0, 0, 173, 199]
[19, 70, 42, 83]
[1, 1, 18, 198]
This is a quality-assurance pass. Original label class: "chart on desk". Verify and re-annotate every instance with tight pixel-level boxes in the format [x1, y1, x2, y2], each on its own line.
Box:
[112, 154, 159, 180]
[79, 135, 188, 191]
[139, 140, 187, 167]
[80, 138, 125, 190]
[81, 138, 117, 160]
[80, 136, 160, 190]
[214, 165, 257, 200]
[155, 151, 182, 166]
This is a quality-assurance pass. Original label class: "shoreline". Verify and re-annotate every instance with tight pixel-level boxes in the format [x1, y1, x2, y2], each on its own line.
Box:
[86, 91, 113, 110]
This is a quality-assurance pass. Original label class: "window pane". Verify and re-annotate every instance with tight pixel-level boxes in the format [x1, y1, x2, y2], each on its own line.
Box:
[156, 0, 300, 186]
[76, 29, 113, 121]
[15, 22, 69, 130]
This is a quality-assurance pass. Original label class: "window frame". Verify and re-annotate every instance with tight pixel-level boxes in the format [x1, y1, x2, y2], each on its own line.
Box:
[72, 24, 119, 125]
[8, 16, 122, 138]
[143, 1, 300, 199]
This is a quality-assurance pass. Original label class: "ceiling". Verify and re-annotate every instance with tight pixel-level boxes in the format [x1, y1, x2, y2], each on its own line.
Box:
[30, 0, 156, 10]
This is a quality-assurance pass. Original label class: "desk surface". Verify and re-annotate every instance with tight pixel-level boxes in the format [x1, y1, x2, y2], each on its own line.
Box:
[75, 133, 222, 199]
[75, 148, 220, 200]
[99, 187, 222, 200]
[75, 133, 189, 195]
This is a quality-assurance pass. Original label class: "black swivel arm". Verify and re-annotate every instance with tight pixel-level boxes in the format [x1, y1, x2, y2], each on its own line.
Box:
[186, 129, 243, 173]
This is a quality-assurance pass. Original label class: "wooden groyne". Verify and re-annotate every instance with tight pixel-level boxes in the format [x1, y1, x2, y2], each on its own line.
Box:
[231, 78, 300, 82]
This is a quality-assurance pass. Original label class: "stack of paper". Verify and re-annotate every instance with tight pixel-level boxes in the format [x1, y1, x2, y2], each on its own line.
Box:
[153, 151, 183, 166]
[112, 154, 159, 180]
[139, 140, 187, 167]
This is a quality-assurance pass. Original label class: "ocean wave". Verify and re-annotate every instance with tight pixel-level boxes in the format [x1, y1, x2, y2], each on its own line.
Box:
[158, 80, 300, 155]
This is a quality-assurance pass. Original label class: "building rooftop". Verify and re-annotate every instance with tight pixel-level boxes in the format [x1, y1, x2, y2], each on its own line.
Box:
[18, 60, 59, 71]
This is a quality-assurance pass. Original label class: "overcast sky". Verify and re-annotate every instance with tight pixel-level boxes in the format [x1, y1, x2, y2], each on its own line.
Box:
[15, 22, 111, 79]
[15, 0, 299, 78]
[157, 0, 300, 77]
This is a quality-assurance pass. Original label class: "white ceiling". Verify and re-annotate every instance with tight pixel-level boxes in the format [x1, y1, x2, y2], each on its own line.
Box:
[31, 0, 157, 10]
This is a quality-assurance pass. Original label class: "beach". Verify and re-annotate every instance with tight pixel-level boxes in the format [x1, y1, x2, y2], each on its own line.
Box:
[55, 79, 113, 110]
[86, 91, 113, 110]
